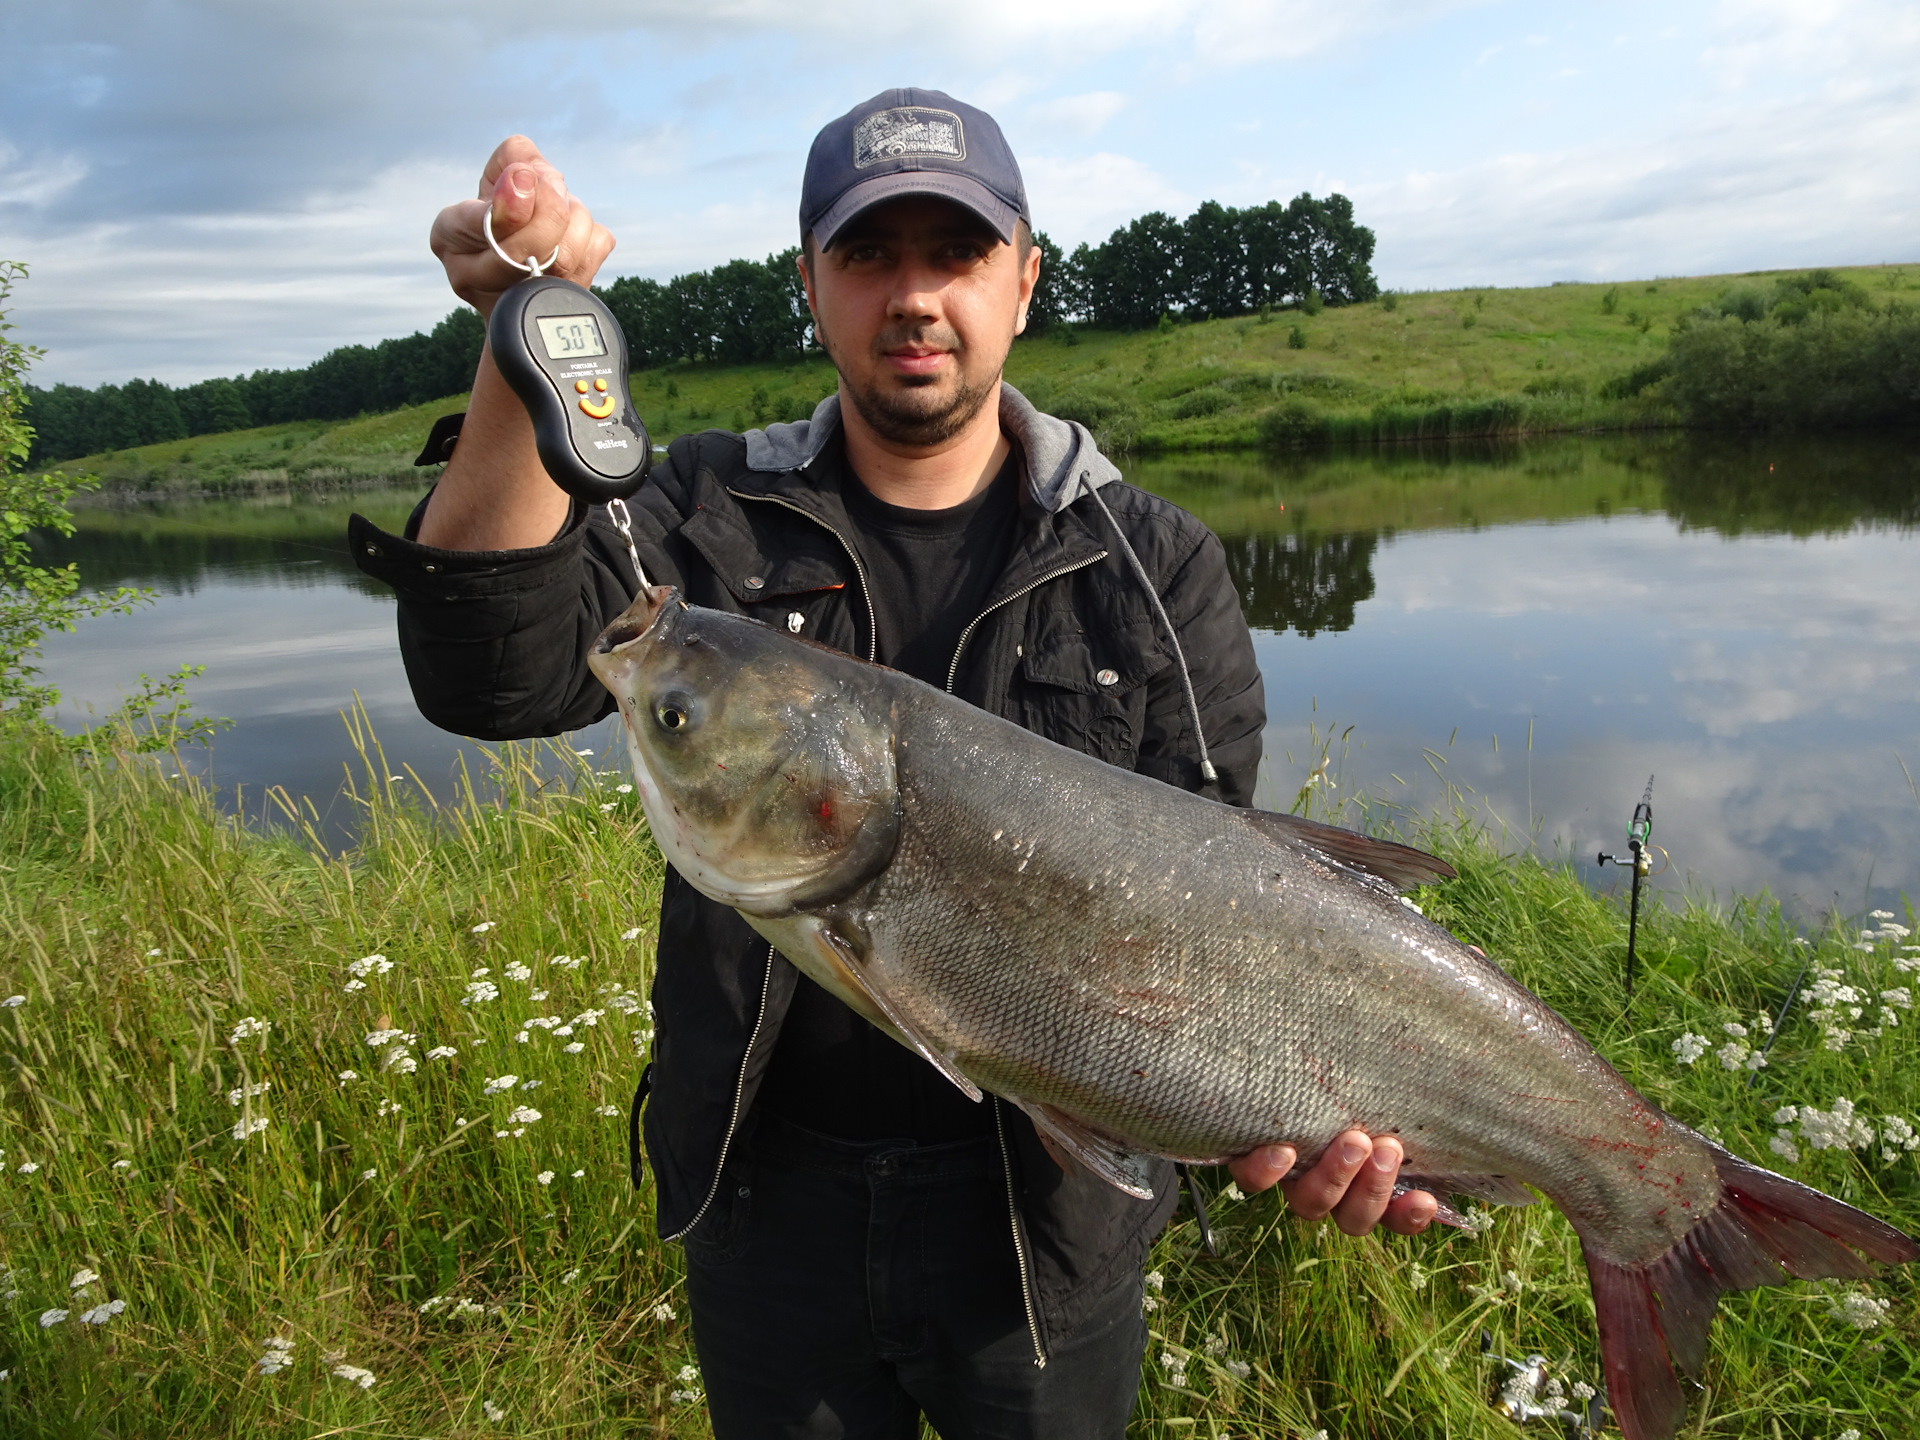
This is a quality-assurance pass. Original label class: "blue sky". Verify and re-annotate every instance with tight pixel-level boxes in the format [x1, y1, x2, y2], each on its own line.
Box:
[3, 0, 1915, 386]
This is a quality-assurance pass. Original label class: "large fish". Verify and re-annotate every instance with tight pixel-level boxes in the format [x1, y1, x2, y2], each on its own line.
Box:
[588, 586, 1915, 1440]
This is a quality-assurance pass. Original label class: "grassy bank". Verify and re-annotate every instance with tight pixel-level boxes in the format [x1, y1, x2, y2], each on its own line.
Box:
[0, 716, 1914, 1438]
[48, 262, 1919, 497]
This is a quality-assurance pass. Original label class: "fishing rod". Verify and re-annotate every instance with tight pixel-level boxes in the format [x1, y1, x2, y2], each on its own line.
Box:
[1597, 776, 1660, 1015]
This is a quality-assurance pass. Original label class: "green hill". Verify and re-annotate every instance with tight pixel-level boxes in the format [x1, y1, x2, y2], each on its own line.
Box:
[49, 262, 1919, 495]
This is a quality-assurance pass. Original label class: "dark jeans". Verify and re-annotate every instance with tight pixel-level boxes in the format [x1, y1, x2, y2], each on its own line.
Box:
[682, 1111, 1148, 1439]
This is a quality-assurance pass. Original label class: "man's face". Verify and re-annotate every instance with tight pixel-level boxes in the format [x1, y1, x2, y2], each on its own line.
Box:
[800, 196, 1040, 449]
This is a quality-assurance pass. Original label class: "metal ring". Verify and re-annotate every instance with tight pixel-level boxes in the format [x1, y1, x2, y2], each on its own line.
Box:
[483, 205, 560, 278]
[1647, 844, 1672, 879]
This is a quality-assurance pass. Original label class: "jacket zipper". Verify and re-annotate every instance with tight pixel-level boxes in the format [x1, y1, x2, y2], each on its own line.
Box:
[945, 553, 1108, 693]
[663, 943, 775, 1243]
[727, 489, 878, 662]
[995, 1099, 1048, 1368]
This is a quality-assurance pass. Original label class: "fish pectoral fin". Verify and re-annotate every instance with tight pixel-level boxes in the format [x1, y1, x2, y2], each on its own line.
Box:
[1400, 1172, 1537, 1208]
[1240, 809, 1456, 891]
[816, 926, 983, 1104]
[1020, 1102, 1157, 1201]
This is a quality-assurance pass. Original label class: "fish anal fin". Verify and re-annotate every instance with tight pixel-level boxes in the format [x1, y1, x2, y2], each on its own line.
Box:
[814, 925, 983, 1104]
[1401, 1172, 1537, 1209]
[1019, 1102, 1156, 1201]
[1242, 809, 1455, 890]
[1392, 1181, 1470, 1229]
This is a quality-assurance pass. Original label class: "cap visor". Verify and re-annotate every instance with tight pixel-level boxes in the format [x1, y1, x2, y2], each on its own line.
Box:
[811, 173, 1021, 250]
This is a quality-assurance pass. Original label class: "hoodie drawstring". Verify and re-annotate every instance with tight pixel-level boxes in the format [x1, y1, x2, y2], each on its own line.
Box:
[1078, 472, 1218, 786]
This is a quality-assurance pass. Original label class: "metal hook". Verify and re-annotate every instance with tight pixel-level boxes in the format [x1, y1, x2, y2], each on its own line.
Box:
[483, 206, 561, 278]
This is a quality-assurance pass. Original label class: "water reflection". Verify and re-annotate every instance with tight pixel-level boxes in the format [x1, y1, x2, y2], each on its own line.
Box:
[30, 433, 1920, 917]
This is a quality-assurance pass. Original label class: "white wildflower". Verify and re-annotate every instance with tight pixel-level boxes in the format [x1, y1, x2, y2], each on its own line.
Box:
[599, 802, 617, 812]
[653, 1301, 677, 1322]
[1502, 1269, 1524, 1294]
[360, 1167, 378, 1180]
[383, 1047, 417, 1074]
[1753, 1011, 1774, 1034]
[595, 1104, 621, 1116]
[470, 921, 494, 933]
[1159, 1350, 1188, 1387]
[69, 1268, 99, 1290]
[39, 1309, 69, 1327]
[1881, 988, 1911, 1009]
[17, 1161, 40, 1174]
[563, 1041, 585, 1053]
[482, 1074, 520, 1094]
[1773, 1106, 1800, 1125]
[1408, 1262, 1430, 1290]
[1461, 1207, 1497, 1235]
[515, 1031, 531, 1044]
[1827, 1291, 1890, 1329]
[1224, 1357, 1251, 1381]
[610, 992, 643, 1015]
[364, 1028, 415, 1049]
[231, 1115, 270, 1142]
[1769, 1131, 1801, 1163]
[112, 1159, 132, 1170]
[1836, 1430, 1861, 1440]
[521, 1079, 542, 1091]
[620, 926, 642, 941]
[1715, 1041, 1751, 1070]
[1799, 1098, 1875, 1151]
[346, 954, 393, 979]
[460, 979, 500, 1006]
[483, 1399, 506, 1422]
[561, 1268, 582, 1284]
[425, 1046, 457, 1061]
[505, 962, 534, 983]
[338, 1070, 359, 1083]
[1670, 1032, 1708, 1064]
[256, 1336, 295, 1374]
[2, 995, 24, 1008]
[1721, 1021, 1748, 1039]
[343, 979, 366, 993]
[78, 1299, 125, 1325]
[507, 1106, 541, 1125]
[572, 1168, 585, 1177]
[1145, 1269, 1164, 1292]
[552, 954, 586, 970]
[331, 1363, 377, 1389]
[536, 1170, 554, 1185]
[227, 1081, 271, 1106]
[616, 783, 633, 795]
[1571, 1380, 1595, 1401]
[228, 1016, 271, 1045]
[1745, 1049, 1769, 1071]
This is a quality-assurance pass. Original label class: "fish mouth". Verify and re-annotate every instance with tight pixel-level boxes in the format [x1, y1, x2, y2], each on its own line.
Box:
[592, 584, 679, 656]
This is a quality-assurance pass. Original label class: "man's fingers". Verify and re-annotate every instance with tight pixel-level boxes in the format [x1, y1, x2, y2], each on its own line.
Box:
[478, 135, 558, 198]
[1329, 1135, 1402, 1236]
[1381, 1185, 1439, 1236]
[1279, 1130, 1372, 1221]
[1227, 1144, 1295, 1195]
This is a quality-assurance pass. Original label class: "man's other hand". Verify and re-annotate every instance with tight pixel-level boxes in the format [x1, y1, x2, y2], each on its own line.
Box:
[429, 136, 614, 318]
[1228, 1131, 1437, 1237]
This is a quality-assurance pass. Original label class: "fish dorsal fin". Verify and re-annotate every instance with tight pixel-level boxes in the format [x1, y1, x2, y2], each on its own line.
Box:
[1017, 1101, 1157, 1200]
[1241, 809, 1456, 891]
[815, 925, 983, 1104]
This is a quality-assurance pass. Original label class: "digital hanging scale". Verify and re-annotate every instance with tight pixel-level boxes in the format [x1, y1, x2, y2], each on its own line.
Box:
[483, 210, 651, 507]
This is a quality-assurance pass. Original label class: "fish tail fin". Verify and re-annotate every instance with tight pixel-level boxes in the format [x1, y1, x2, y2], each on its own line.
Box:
[1578, 1141, 1917, 1440]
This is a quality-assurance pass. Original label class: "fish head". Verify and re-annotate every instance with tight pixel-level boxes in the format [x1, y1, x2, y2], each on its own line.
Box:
[588, 587, 900, 916]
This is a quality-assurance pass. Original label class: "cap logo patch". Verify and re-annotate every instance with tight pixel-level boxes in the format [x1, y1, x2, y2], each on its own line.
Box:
[853, 107, 965, 169]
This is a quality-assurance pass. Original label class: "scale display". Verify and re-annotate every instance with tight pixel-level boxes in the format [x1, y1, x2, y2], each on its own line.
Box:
[535, 314, 607, 360]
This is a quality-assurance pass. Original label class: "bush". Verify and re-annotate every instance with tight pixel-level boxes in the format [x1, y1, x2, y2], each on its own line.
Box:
[1259, 398, 1325, 449]
[1663, 308, 1920, 429]
[1286, 325, 1307, 350]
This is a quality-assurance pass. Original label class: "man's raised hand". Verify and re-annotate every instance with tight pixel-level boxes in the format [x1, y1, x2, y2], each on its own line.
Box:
[429, 136, 614, 318]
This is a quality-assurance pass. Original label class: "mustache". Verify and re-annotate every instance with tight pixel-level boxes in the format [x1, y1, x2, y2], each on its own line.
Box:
[870, 324, 963, 356]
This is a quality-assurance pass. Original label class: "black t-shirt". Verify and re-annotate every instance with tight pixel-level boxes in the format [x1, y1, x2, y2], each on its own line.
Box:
[757, 449, 1020, 1142]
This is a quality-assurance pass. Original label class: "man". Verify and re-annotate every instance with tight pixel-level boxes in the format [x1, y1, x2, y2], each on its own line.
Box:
[354, 89, 1435, 1439]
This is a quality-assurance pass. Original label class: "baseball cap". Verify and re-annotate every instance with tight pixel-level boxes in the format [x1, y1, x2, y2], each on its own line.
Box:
[800, 88, 1030, 251]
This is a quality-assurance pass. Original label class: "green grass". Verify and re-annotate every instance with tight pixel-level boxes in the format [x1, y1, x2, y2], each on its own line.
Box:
[47, 262, 1920, 495]
[0, 711, 1914, 1437]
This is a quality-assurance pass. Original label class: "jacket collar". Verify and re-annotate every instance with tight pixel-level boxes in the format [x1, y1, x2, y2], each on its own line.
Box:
[740, 382, 1122, 514]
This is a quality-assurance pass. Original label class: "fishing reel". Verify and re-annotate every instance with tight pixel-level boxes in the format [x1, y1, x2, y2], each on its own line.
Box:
[1481, 1331, 1608, 1436]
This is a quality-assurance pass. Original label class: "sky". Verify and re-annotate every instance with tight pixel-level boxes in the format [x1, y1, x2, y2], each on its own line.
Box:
[2, 0, 1916, 387]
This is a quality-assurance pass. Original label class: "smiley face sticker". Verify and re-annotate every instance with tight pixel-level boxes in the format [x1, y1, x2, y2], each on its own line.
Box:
[574, 377, 617, 419]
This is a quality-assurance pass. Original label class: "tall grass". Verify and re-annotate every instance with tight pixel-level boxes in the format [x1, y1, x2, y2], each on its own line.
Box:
[0, 715, 1914, 1437]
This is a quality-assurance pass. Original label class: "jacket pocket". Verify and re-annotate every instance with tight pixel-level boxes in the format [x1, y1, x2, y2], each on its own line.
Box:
[1017, 620, 1169, 769]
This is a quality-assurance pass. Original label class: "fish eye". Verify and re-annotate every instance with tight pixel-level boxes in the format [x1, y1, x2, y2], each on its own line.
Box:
[654, 694, 696, 733]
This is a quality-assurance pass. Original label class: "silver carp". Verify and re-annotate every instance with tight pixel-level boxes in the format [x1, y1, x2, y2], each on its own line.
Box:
[589, 586, 1914, 1440]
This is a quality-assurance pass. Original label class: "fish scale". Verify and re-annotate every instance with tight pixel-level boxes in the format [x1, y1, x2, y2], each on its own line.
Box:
[589, 586, 1916, 1440]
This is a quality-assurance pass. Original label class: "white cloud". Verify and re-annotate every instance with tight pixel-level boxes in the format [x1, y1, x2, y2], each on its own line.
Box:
[1024, 92, 1128, 140]
[1021, 153, 1192, 246]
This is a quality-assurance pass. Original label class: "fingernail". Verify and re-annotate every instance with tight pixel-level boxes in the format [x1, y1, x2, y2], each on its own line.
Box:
[1340, 1140, 1368, 1167]
[1269, 1146, 1295, 1171]
[544, 170, 569, 199]
[508, 166, 536, 198]
[1372, 1145, 1399, 1172]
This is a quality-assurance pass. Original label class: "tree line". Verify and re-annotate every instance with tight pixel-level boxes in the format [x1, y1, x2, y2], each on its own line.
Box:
[23, 192, 1377, 466]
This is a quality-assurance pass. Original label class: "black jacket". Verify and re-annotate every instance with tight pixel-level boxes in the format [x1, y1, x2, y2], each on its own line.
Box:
[350, 386, 1267, 1358]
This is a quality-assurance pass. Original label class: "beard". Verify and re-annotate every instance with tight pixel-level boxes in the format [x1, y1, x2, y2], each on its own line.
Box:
[822, 320, 999, 448]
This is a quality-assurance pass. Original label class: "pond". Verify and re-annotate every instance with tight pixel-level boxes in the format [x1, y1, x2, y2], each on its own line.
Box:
[32, 431, 1920, 921]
